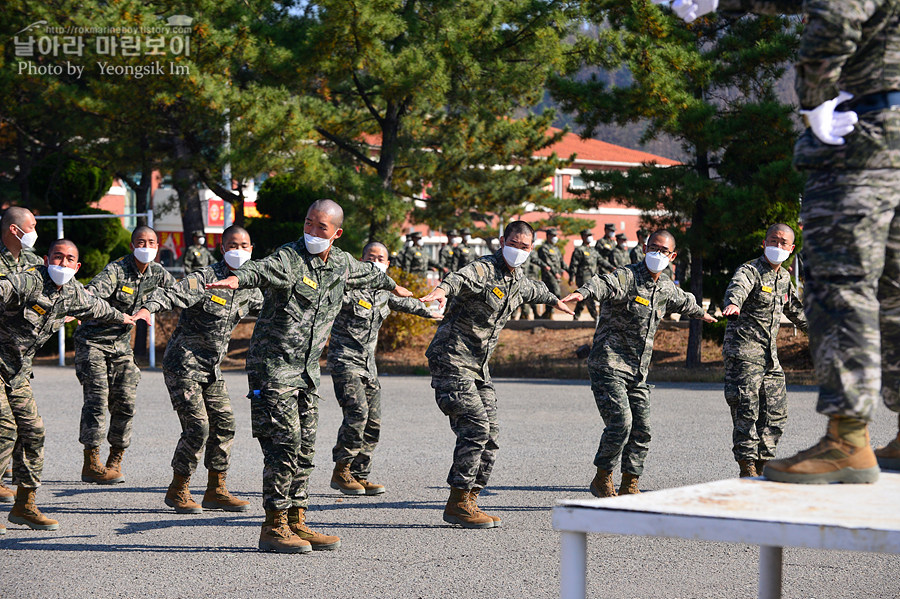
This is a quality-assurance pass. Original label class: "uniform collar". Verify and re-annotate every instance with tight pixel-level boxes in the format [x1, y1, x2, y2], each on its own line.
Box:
[490, 250, 521, 281]
[299, 238, 340, 271]
[755, 254, 778, 274]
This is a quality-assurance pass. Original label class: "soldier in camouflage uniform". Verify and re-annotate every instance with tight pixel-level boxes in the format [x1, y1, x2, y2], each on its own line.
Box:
[568, 229, 614, 322]
[207, 199, 411, 554]
[134, 226, 264, 514]
[74, 226, 176, 485]
[397, 230, 441, 277]
[0, 207, 42, 505]
[453, 228, 477, 270]
[0, 239, 136, 531]
[722, 224, 808, 478]
[513, 251, 542, 320]
[535, 228, 567, 319]
[683, 0, 900, 483]
[562, 231, 717, 497]
[595, 223, 617, 264]
[182, 230, 216, 274]
[327, 242, 440, 496]
[630, 229, 648, 265]
[420, 221, 574, 528]
[439, 229, 460, 276]
[612, 233, 631, 268]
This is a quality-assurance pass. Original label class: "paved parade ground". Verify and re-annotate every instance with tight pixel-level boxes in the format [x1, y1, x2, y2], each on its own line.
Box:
[2, 366, 899, 599]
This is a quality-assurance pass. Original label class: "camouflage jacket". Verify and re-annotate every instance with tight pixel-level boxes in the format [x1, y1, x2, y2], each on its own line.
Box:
[426, 251, 558, 382]
[183, 244, 216, 273]
[578, 263, 706, 381]
[723, 255, 808, 367]
[143, 261, 264, 382]
[535, 243, 565, 276]
[629, 245, 645, 265]
[611, 247, 631, 268]
[439, 245, 456, 273]
[327, 288, 432, 375]
[399, 246, 440, 277]
[74, 254, 176, 355]
[235, 240, 397, 389]
[568, 244, 614, 285]
[453, 243, 476, 270]
[0, 242, 42, 277]
[0, 268, 126, 386]
[720, 0, 900, 170]
[595, 236, 616, 263]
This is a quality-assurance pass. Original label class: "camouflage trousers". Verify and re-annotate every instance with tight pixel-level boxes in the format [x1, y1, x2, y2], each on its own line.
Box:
[723, 357, 787, 462]
[75, 342, 141, 449]
[802, 169, 900, 421]
[573, 278, 598, 320]
[432, 376, 498, 490]
[249, 379, 319, 511]
[164, 371, 235, 477]
[589, 368, 652, 476]
[541, 273, 562, 317]
[0, 380, 44, 488]
[331, 368, 381, 478]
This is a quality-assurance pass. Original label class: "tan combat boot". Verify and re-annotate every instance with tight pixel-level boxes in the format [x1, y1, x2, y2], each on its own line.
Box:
[589, 468, 616, 498]
[469, 487, 501, 527]
[103, 447, 126, 484]
[202, 470, 250, 512]
[0, 479, 13, 503]
[619, 472, 641, 495]
[764, 415, 880, 484]
[164, 473, 203, 514]
[288, 507, 341, 550]
[330, 461, 365, 495]
[258, 509, 312, 554]
[81, 447, 121, 484]
[442, 487, 494, 529]
[874, 413, 900, 471]
[8, 486, 59, 530]
[737, 460, 758, 478]
[356, 478, 385, 496]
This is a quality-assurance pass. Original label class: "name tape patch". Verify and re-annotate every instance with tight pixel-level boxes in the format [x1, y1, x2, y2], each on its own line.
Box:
[210, 295, 227, 306]
[634, 296, 650, 306]
[121, 286, 134, 294]
[31, 304, 46, 315]
[302, 276, 318, 290]
[761, 285, 773, 293]
[358, 299, 373, 310]
[492, 287, 505, 299]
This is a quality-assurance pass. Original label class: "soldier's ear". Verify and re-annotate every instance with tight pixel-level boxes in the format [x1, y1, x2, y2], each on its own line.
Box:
[74, 261, 81, 273]
[669, 251, 677, 262]
[333, 227, 343, 240]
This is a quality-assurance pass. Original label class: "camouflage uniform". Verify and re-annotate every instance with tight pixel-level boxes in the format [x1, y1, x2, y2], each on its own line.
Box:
[721, 0, 900, 421]
[535, 242, 565, 317]
[326, 288, 432, 478]
[0, 242, 42, 478]
[141, 261, 264, 476]
[438, 244, 457, 275]
[453, 243, 476, 271]
[182, 244, 216, 274]
[568, 243, 613, 320]
[399, 247, 441, 277]
[514, 253, 542, 320]
[578, 264, 706, 476]
[0, 268, 126, 487]
[232, 239, 396, 511]
[630, 244, 645, 265]
[611, 245, 630, 268]
[595, 235, 616, 264]
[723, 255, 808, 462]
[426, 251, 559, 490]
[74, 255, 175, 451]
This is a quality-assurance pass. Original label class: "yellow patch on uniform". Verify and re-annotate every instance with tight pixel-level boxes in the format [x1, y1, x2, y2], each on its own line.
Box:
[448, 250, 454, 255]
[634, 296, 650, 306]
[761, 286, 773, 293]
[121, 286, 134, 294]
[31, 304, 46, 315]
[210, 295, 227, 305]
[358, 299, 373, 310]
[415, 252, 421, 256]
[302, 276, 318, 289]
[492, 287, 504, 299]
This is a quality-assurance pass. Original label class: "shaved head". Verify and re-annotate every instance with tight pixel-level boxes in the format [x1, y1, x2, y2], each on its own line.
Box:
[131, 225, 157, 244]
[765, 223, 795, 244]
[363, 241, 388, 255]
[1, 206, 35, 231]
[223, 225, 250, 245]
[647, 230, 676, 250]
[308, 199, 344, 228]
[48, 238, 79, 259]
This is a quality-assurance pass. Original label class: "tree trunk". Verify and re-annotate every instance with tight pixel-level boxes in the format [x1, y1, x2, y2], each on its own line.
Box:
[172, 136, 204, 249]
[685, 135, 709, 368]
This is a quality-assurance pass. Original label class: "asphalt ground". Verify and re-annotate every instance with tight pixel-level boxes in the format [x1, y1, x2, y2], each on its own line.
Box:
[2, 366, 899, 599]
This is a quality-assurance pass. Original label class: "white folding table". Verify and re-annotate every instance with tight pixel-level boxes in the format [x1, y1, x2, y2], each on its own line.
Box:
[552, 473, 900, 599]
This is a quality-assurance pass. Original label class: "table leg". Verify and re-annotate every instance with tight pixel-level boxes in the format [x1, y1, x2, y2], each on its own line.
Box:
[758, 545, 783, 599]
[560, 531, 587, 599]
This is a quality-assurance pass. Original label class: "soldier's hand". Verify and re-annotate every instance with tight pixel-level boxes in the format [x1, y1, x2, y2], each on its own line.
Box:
[555, 299, 575, 316]
[132, 308, 153, 325]
[723, 304, 740, 317]
[121, 314, 136, 326]
[555, 273, 561, 280]
[392, 285, 413, 298]
[206, 275, 239, 290]
[561, 292, 583, 304]
[63, 315, 78, 324]
[799, 92, 858, 146]
[420, 286, 447, 309]
[429, 311, 444, 321]
[701, 313, 718, 323]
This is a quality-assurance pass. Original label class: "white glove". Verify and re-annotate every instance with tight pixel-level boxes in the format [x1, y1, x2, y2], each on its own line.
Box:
[799, 91, 859, 146]
[672, 0, 718, 22]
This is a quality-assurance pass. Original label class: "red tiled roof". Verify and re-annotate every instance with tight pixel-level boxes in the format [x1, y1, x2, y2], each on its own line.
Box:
[535, 127, 679, 166]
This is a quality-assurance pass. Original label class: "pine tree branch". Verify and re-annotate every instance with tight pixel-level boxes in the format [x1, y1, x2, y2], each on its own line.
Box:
[315, 127, 379, 169]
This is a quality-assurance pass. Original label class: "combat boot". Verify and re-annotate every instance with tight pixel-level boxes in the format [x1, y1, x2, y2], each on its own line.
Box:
[258, 509, 311, 554]
[355, 478, 385, 495]
[81, 447, 121, 484]
[202, 470, 250, 512]
[288, 507, 341, 550]
[442, 487, 494, 529]
[737, 460, 758, 478]
[874, 413, 900, 471]
[589, 468, 616, 498]
[764, 415, 880, 484]
[755, 459, 768, 476]
[0, 480, 13, 503]
[619, 472, 641, 495]
[469, 487, 501, 527]
[330, 460, 365, 495]
[8, 487, 59, 530]
[104, 446, 126, 484]
[164, 473, 203, 514]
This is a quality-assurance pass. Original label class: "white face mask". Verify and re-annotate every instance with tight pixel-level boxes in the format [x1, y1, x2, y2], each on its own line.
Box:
[47, 264, 77, 286]
[550, 236, 558, 244]
[463, 235, 471, 244]
[585, 236, 594, 245]
[133, 247, 157, 264]
[644, 252, 670, 274]
[370, 261, 388, 273]
[15, 226, 38, 249]
[502, 245, 531, 268]
[304, 231, 337, 255]
[415, 238, 424, 247]
[197, 237, 206, 246]
[451, 237, 462, 245]
[224, 249, 252, 269]
[764, 245, 792, 265]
